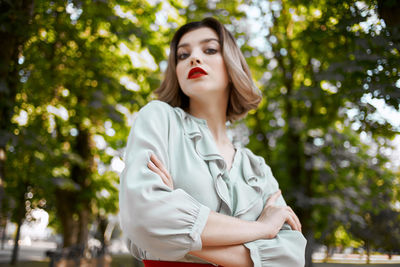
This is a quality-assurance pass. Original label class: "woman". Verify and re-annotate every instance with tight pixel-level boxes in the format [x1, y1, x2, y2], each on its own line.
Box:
[119, 17, 307, 267]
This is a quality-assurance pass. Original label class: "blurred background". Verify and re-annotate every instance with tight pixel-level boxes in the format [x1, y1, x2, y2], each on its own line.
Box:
[0, 0, 399, 266]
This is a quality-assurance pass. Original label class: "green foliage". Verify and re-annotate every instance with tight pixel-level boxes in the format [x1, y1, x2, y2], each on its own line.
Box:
[2, 0, 181, 247]
[1, 0, 399, 265]
[241, 0, 400, 261]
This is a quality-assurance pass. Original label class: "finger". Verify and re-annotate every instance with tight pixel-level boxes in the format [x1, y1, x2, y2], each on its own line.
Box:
[150, 154, 172, 179]
[147, 161, 162, 177]
[286, 213, 300, 232]
[148, 161, 170, 186]
[147, 160, 159, 173]
[290, 213, 301, 231]
[288, 207, 302, 231]
[166, 179, 173, 189]
[266, 190, 281, 206]
[148, 157, 174, 190]
[284, 208, 301, 232]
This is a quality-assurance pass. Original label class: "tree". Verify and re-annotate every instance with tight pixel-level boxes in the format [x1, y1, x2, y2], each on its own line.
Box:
[2, 0, 196, 262]
[5, 124, 52, 265]
[2, 0, 399, 265]
[0, 0, 37, 264]
[240, 0, 399, 265]
[14, 0, 154, 251]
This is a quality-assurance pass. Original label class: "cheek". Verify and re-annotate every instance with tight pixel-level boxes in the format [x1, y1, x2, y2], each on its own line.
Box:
[176, 64, 185, 84]
[215, 58, 229, 82]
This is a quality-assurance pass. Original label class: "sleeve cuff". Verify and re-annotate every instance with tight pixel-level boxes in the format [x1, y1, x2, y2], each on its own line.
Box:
[244, 230, 307, 267]
[244, 241, 262, 267]
[189, 204, 211, 251]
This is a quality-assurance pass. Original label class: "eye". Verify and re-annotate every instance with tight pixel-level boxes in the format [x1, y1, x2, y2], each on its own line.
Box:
[205, 48, 218, 54]
[177, 52, 190, 60]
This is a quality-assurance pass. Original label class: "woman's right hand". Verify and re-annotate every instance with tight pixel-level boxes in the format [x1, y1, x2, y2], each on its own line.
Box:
[257, 190, 302, 238]
[147, 153, 174, 190]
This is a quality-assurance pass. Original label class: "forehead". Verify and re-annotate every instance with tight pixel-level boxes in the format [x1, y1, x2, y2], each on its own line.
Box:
[178, 27, 219, 46]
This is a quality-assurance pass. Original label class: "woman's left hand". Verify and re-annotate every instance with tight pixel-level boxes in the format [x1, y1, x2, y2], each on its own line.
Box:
[147, 153, 174, 190]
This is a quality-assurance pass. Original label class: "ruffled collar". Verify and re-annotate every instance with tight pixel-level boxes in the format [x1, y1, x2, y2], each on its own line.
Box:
[174, 107, 230, 163]
[174, 106, 267, 216]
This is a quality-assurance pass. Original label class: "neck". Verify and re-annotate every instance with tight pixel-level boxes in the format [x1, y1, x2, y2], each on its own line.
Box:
[188, 98, 229, 144]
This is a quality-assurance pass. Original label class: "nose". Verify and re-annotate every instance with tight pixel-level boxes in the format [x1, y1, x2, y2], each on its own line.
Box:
[189, 49, 202, 65]
[190, 57, 201, 65]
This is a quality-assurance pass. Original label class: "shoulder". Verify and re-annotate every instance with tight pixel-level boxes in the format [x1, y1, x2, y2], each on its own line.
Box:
[139, 100, 191, 128]
[134, 100, 175, 125]
[138, 100, 174, 117]
[132, 100, 187, 135]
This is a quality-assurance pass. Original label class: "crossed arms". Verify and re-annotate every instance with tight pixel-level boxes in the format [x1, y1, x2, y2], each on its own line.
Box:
[148, 154, 303, 267]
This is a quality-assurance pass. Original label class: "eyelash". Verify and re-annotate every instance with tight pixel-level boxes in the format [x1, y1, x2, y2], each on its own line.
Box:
[177, 48, 218, 60]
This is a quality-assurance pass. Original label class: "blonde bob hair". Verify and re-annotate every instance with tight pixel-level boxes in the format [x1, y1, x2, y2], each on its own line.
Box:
[155, 17, 262, 122]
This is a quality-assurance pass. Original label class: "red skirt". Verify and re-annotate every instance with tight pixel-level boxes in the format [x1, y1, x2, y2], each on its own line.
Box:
[143, 260, 220, 267]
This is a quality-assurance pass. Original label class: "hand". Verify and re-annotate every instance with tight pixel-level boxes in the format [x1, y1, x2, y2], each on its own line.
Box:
[147, 154, 174, 190]
[257, 190, 302, 238]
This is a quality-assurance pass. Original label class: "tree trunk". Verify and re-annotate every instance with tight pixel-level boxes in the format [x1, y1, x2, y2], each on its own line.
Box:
[1, 219, 7, 250]
[0, 155, 5, 236]
[10, 217, 23, 266]
[304, 231, 314, 267]
[377, 0, 400, 27]
[324, 244, 329, 263]
[74, 126, 95, 254]
[55, 126, 94, 252]
[10, 188, 26, 266]
[55, 189, 79, 248]
[0, 0, 34, 230]
[78, 206, 89, 255]
[97, 215, 109, 256]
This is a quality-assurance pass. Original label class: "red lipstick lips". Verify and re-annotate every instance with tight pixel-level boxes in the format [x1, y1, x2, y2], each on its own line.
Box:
[188, 67, 207, 79]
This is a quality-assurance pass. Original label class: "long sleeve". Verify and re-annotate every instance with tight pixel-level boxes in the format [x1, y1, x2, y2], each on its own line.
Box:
[244, 161, 307, 266]
[119, 101, 210, 260]
[244, 230, 306, 267]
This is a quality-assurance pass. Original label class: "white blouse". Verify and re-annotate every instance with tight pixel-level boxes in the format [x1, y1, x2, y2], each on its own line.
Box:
[119, 100, 307, 266]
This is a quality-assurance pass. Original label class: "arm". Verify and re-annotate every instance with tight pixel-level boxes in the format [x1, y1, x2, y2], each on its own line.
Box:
[189, 245, 253, 267]
[243, 231, 307, 267]
[148, 154, 301, 247]
[120, 102, 210, 260]
[238, 161, 307, 267]
[200, 191, 301, 246]
[148, 154, 303, 266]
[187, 232, 307, 267]
[187, 192, 304, 267]
[120, 101, 290, 261]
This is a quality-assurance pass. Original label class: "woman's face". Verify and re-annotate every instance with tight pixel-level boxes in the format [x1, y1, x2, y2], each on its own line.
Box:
[175, 27, 229, 102]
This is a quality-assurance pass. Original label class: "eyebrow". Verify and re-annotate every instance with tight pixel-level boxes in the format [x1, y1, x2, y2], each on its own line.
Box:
[177, 38, 220, 49]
